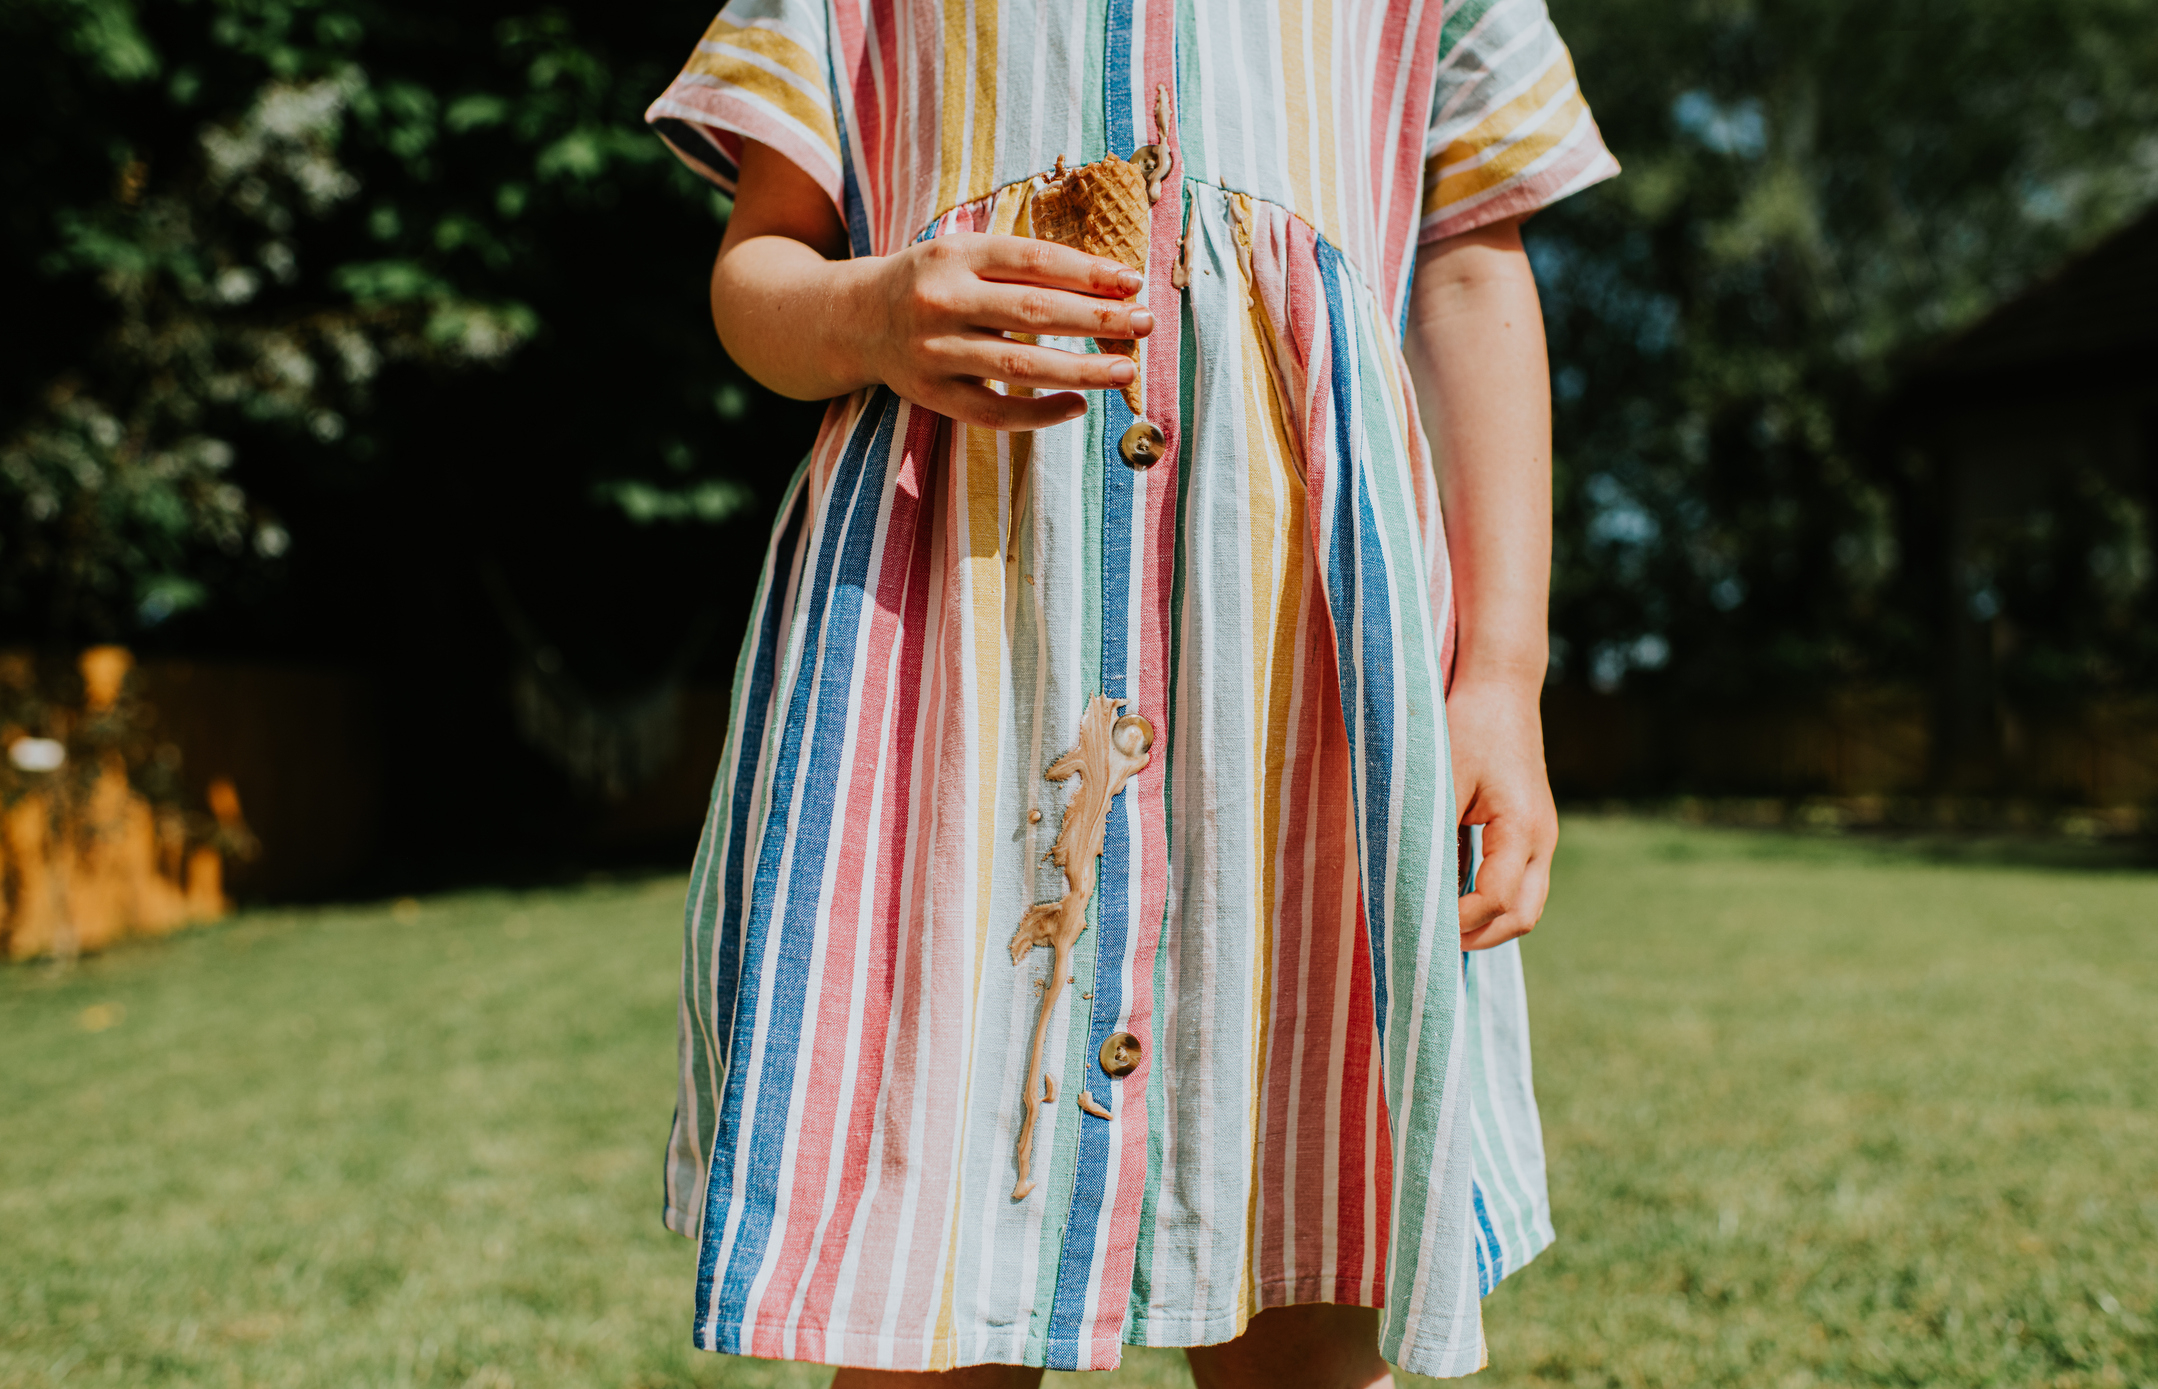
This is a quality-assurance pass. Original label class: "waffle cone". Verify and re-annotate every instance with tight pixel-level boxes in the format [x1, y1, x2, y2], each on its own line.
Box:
[1031, 158, 1149, 413]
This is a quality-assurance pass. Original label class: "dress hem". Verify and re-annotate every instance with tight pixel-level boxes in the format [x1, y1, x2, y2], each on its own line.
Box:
[690, 1279, 1491, 1378]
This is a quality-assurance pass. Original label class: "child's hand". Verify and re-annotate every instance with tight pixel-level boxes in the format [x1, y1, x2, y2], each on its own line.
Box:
[709, 142, 1152, 431]
[858, 233, 1152, 430]
[1447, 676, 1558, 951]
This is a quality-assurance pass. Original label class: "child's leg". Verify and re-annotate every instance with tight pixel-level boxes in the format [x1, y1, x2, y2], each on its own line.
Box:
[1185, 1305, 1396, 1389]
[832, 1368, 1043, 1389]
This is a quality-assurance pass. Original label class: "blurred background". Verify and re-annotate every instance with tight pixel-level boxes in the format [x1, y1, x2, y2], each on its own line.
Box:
[5, 0, 2158, 917]
[3, 0, 2154, 1386]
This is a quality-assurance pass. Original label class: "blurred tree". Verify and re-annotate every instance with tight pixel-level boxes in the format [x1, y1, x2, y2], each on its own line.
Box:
[9, 0, 2158, 859]
[1535, 0, 2158, 712]
[1, 0, 790, 641]
[0, 0, 820, 876]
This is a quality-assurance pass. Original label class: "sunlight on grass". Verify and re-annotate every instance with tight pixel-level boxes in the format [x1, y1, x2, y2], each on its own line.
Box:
[3, 818, 2153, 1387]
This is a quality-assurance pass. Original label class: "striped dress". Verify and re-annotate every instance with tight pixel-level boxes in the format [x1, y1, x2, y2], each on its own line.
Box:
[644, 0, 1616, 1376]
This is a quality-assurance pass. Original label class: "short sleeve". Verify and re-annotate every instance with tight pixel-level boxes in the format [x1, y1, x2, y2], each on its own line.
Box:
[644, 0, 844, 211]
[1418, 0, 1619, 243]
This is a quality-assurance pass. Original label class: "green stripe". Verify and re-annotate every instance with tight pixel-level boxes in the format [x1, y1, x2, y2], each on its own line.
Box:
[1082, 395, 1106, 698]
[1082, 0, 1110, 163]
[1329, 262, 1457, 1351]
[1174, 0, 1201, 179]
[1440, 0, 1502, 54]
[1128, 234, 1201, 1334]
[1126, 914, 1172, 1330]
[1027, 394, 1111, 1357]
[1024, 915, 1103, 1358]
[1464, 964, 1541, 1260]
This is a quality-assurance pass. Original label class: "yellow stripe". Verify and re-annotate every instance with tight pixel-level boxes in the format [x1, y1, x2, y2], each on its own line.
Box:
[1424, 48, 1581, 205]
[683, 25, 842, 157]
[1436, 44, 1577, 168]
[935, 181, 1028, 1363]
[691, 17, 826, 85]
[1228, 192, 1311, 1325]
[1280, 0, 1317, 246]
[1236, 254, 1271, 1332]
[1427, 88, 1586, 215]
[936, 0, 970, 215]
[970, 0, 1000, 208]
[1311, 0, 1341, 256]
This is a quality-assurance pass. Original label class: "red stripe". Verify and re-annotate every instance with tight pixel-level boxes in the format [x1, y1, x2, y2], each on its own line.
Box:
[1306, 624, 1363, 1299]
[1084, 0, 1187, 1362]
[1256, 625, 1316, 1295]
[839, 416, 955, 1334]
[656, 86, 841, 209]
[828, 0, 874, 249]
[1390, 354, 1456, 690]
[1333, 886, 1378, 1301]
[1375, 0, 1445, 313]
[786, 400, 942, 1357]
[1255, 590, 1370, 1306]
[1423, 125, 1617, 244]
[890, 420, 977, 1349]
[908, 7, 941, 253]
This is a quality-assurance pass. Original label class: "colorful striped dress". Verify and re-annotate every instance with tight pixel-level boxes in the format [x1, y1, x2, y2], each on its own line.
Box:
[644, 0, 1615, 1376]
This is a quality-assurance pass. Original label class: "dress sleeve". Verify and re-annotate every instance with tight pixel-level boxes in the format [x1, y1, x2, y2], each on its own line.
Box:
[643, 0, 845, 213]
[1418, 0, 1619, 244]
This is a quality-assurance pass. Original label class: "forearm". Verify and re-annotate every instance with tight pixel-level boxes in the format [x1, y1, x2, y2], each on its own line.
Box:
[706, 140, 1144, 430]
[1406, 216, 1559, 942]
[1404, 217, 1553, 694]
[710, 233, 884, 402]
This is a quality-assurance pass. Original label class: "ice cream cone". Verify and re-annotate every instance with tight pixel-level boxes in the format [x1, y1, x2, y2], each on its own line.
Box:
[1031, 157, 1149, 413]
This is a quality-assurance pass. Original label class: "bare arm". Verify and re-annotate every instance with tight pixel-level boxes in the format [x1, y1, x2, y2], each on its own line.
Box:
[709, 140, 1152, 431]
[1404, 214, 1559, 950]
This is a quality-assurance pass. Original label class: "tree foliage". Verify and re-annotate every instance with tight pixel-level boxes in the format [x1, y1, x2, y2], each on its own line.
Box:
[1535, 0, 2158, 701]
[4, 0, 2156, 823]
[2, 0, 791, 650]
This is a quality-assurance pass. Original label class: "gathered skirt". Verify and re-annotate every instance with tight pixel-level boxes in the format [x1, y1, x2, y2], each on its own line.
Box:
[663, 177, 1554, 1378]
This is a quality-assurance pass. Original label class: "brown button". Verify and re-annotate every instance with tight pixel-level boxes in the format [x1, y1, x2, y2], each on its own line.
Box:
[1118, 421, 1165, 468]
[1099, 1031, 1143, 1078]
[1112, 713, 1154, 756]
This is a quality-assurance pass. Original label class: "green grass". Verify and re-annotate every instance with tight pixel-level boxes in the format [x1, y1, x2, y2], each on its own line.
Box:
[4, 817, 2154, 1388]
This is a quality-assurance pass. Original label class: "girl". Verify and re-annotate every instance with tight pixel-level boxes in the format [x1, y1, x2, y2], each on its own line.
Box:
[646, 2, 1614, 1383]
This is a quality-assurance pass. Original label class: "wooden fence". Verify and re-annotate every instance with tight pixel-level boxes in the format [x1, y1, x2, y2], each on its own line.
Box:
[9, 656, 2151, 960]
[1543, 684, 2158, 806]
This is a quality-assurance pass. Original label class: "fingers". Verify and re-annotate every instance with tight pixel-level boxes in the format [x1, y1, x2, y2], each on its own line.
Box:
[952, 233, 1144, 299]
[965, 284, 1156, 341]
[939, 335, 1136, 394]
[1460, 859, 1549, 950]
[1459, 830, 1530, 949]
[929, 382, 1090, 432]
[1458, 813, 1557, 952]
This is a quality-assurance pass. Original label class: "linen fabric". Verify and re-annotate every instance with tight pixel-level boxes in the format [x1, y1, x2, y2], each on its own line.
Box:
[645, 0, 1614, 1376]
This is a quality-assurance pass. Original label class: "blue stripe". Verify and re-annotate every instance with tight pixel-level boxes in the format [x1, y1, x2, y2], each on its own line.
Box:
[1472, 1179, 1505, 1295]
[696, 394, 902, 1346]
[1315, 238, 1397, 1041]
[651, 117, 736, 191]
[1394, 249, 1416, 342]
[1046, 385, 1138, 1369]
[708, 474, 813, 1085]
[826, 44, 873, 258]
[1104, 0, 1136, 152]
[1471, 1194, 1493, 1297]
[1047, 6, 1141, 1336]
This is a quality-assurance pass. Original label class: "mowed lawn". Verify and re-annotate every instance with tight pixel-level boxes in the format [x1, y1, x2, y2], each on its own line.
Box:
[4, 817, 2154, 1389]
